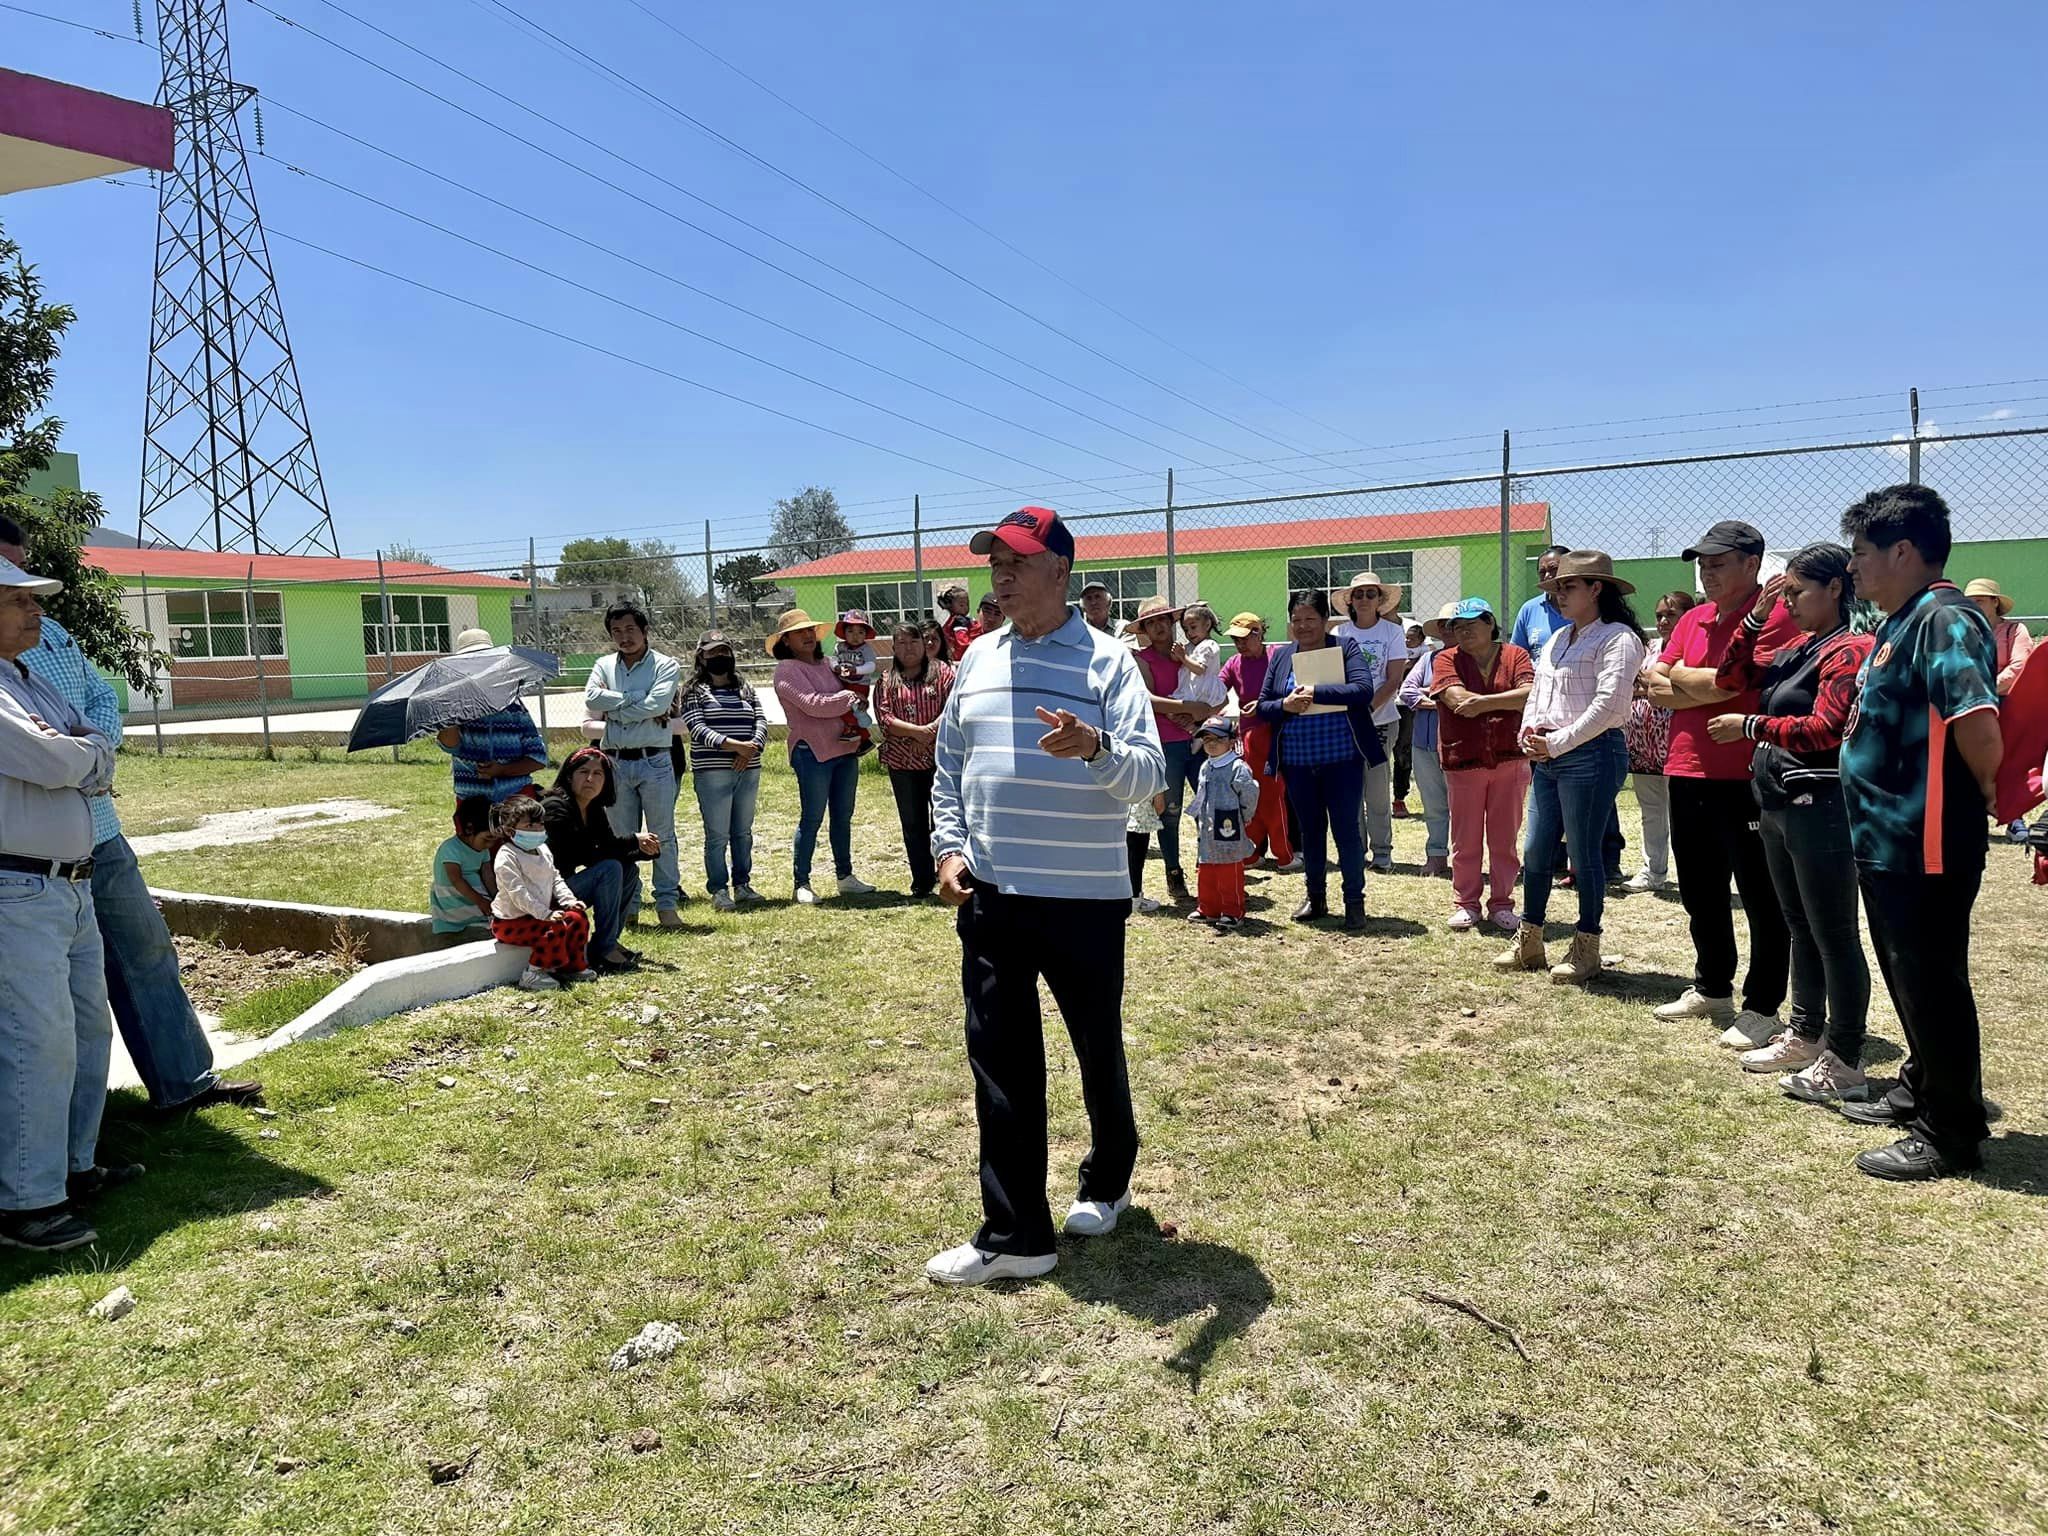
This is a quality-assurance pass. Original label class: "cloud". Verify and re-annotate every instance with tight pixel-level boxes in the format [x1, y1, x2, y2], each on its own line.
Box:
[1978, 407, 2015, 421]
[1879, 420, 1946, 462]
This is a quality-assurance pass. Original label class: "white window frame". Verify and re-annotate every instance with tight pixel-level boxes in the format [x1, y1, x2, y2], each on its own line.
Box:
[1287, 549, 1415, 603]
[164, 588, 287, 661]
[361, 592, 453, 655]
[833, 579, 933, 637]
[1068, 565, 1171, 628]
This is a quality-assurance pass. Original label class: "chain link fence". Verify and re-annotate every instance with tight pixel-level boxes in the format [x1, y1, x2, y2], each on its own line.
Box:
[100, 416, 2048, 753]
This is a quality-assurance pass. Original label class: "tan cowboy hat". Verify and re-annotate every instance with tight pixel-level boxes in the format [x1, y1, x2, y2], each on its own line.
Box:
[1120, 594, 1185, 638]
[1964, 578, 2015, 617]
[1552, 549, 1635, 594]
[766, 607, 831, 655]
[1342, 570, 1404, 618]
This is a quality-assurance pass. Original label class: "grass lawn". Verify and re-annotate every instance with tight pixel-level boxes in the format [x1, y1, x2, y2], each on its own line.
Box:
[4, 743, 2047, 1534]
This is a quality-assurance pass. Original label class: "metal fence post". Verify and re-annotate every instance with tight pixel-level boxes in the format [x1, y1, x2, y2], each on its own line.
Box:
[138, 569, 165, 755]
[246, 563, 273, 759]
[528, 537, 548, 736]
[1164, 469, 1177, 606]
[1499, 430, 1513, 618]
[703, 521, 716, 631]
[1908, 388, 1922, 485]
[912, 494, 924, 612]
[376, 551, 399, 763]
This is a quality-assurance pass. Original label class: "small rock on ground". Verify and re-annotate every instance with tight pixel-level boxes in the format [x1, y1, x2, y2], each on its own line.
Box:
[89, 1285, 136, 1322]
[608, 1321, 683, 1372]
[629, 1428, 663, 1454]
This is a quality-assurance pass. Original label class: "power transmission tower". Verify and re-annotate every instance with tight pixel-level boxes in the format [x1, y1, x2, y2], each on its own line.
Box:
[137, 0, 338, 555]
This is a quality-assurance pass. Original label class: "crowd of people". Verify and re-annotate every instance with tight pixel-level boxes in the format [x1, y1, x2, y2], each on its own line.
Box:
[1, 487, 2038, 1262]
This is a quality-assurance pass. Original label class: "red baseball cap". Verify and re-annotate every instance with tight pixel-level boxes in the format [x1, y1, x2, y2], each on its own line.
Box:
[969, 505, 1076, 561]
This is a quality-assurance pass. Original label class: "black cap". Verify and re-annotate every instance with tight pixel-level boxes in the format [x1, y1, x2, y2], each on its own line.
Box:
[1682, 520, 1766, 561]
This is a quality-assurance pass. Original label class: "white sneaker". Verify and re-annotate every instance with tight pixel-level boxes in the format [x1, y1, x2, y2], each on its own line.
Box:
[923, 1243, 1057, 1287]
[836, 875, 877, 896]
[710, 889, 737, 913]
[1739, 1029, 1821, 1072]
[1448, 908, 1480, 931]
[794, 885, 818, 906]
[734, 883, 765, 904]
[1718, 1009, 1783, 1050]
[1130, 895, 1160, 915]
[1063, 1191, 1131, 1237]
[1652, 988, 1735, 1024]
[1274, 856, 1305, 874]
[516, 967, 560, 992]
[1622, 869, 1667, 893]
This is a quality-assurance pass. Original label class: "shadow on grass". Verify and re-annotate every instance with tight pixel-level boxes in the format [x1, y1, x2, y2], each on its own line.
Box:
[0, 1096, 330, 1295]
[1053, 1208, 1273, 1394]
[1978, 1133, 2048, 1196]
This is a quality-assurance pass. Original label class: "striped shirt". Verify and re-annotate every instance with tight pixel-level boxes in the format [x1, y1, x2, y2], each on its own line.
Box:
[22, 615, 123, 845]
[1525, 621, 1647, 756]
[679, 681, 767, 771]
[873, 660, 955, 771]
[439, 706, 548, 803]
[932, 606, 1166, 900]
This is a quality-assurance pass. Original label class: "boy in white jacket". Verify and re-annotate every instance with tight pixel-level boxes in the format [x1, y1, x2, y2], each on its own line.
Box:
[489, 797, 595, 991]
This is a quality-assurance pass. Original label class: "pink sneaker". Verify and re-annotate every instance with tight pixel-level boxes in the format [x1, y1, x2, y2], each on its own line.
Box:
[1781, 1049, 1870, 1104]
[1739, 1029, 1822, 1074]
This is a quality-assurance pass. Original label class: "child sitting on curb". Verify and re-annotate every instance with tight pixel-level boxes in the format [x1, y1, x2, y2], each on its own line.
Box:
[430, 795, 498, 936]
[489, 796, 596, 992]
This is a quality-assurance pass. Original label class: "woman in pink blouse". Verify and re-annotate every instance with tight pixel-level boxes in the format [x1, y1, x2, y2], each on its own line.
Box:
[770, 608, 876, 905]
[874, 621, 957, 898]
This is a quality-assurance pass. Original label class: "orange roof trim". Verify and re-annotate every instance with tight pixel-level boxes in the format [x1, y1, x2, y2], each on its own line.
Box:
[768, 502, 1551, 580]
[83, 548, 526, 589]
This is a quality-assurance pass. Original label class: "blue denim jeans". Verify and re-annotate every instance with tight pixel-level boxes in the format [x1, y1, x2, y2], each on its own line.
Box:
[563, 858, 626, 961]
[1522, 729, 1630, 934]
[607, 753, 681, 916]
[1283, 753, 1368, 909]
[790, 743, 858, 887]
[93, 832, 216, 1107]
[693, 767, 761, 894]
[0, 872, 110, 1210]
[1155, 737, 1197, 876]
[1410, 744, 1450, 860]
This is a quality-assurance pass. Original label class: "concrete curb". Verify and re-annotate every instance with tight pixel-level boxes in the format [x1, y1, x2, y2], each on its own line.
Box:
[150, 888, 459, 965]
[253, 940, 529, 1055]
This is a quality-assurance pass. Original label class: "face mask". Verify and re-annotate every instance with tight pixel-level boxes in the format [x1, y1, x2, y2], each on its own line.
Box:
[706, 655, 734, 676]
[511, 829, 546, 851]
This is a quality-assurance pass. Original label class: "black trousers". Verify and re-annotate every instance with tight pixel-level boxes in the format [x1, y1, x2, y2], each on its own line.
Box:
[1758, 788, 1869, 1062]
[1860, 864, 1989, 1161]
[1668, 776, 1788, 1013]
[958, 881, 1138, 1255]
[1126, 831, 1149, 898]
[886, 766, 938, 894]
[1393, 706, 1416, 800]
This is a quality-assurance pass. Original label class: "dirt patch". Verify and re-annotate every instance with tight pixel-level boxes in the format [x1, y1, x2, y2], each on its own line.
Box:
[174, 935, 353, 1016]
[128, 798, 401, 855]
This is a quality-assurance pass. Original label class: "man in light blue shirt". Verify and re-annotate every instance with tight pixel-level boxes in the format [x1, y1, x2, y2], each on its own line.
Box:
[1509, 544, 1571, 656]
[0, 518, 261, 1123]
[583, 601, 685, 924]
[925, 507, 1165, 1289]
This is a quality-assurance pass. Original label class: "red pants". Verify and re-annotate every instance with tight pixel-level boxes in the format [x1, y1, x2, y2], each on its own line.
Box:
[491, 908, 590, 972]
[1239, 723, 1293, 864]
[1197, 860, 1247, 920]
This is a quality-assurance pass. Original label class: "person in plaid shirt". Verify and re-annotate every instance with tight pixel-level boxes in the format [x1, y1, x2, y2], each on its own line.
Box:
[873, 621, 955, 897]
[0, 517, 261, 1119]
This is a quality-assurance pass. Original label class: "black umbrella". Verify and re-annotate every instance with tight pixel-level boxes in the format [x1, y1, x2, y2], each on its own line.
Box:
[346, 644, 561, 753]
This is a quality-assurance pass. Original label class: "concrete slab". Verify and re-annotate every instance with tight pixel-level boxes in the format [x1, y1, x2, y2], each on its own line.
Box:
[104, 1010, 265, 1094]
[149, 888, 458, 965]
[258, 941, 528, 1050]
[128, 799, 401, 856]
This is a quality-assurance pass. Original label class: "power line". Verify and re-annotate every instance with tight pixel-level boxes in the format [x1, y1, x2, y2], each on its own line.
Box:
[0, 2, 145, 44]
[608, 0, 1388, 464]
[261, 101, 1163, 488]
[473, 0, 1364, 480]
[246, 0, 1320, 499]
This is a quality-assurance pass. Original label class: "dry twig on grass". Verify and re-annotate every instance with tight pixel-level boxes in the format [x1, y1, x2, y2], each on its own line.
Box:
[1417, 1289, 1533, 1364]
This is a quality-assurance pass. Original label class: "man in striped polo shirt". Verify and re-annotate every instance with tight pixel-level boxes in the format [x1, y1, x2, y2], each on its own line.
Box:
[924, 507, 1166, 1287]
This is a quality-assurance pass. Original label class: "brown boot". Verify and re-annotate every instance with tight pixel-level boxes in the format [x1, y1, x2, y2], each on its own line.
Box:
[1549, 929, 1602, 985]
[1491, 921, 1547, 972]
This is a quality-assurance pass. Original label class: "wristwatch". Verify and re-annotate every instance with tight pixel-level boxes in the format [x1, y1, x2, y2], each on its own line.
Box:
[1082, 728, 1104, 764]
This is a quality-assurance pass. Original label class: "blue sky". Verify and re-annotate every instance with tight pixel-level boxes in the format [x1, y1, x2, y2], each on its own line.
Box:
[7, 0, 2048, 569]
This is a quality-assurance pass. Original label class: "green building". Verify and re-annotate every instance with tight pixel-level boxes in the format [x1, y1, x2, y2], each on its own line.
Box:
[82, 547, 523, 714]
[771, 502, 1555, 637]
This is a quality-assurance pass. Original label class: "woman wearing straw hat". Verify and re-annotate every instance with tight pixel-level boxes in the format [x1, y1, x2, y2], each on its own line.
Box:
[1125, 595, 1199, 901]
[1334, 571, 1411, 873]
[1964, 578, 2034, 696]
[1493, 552, 1645, 983]
[769, 608, 877, 904]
